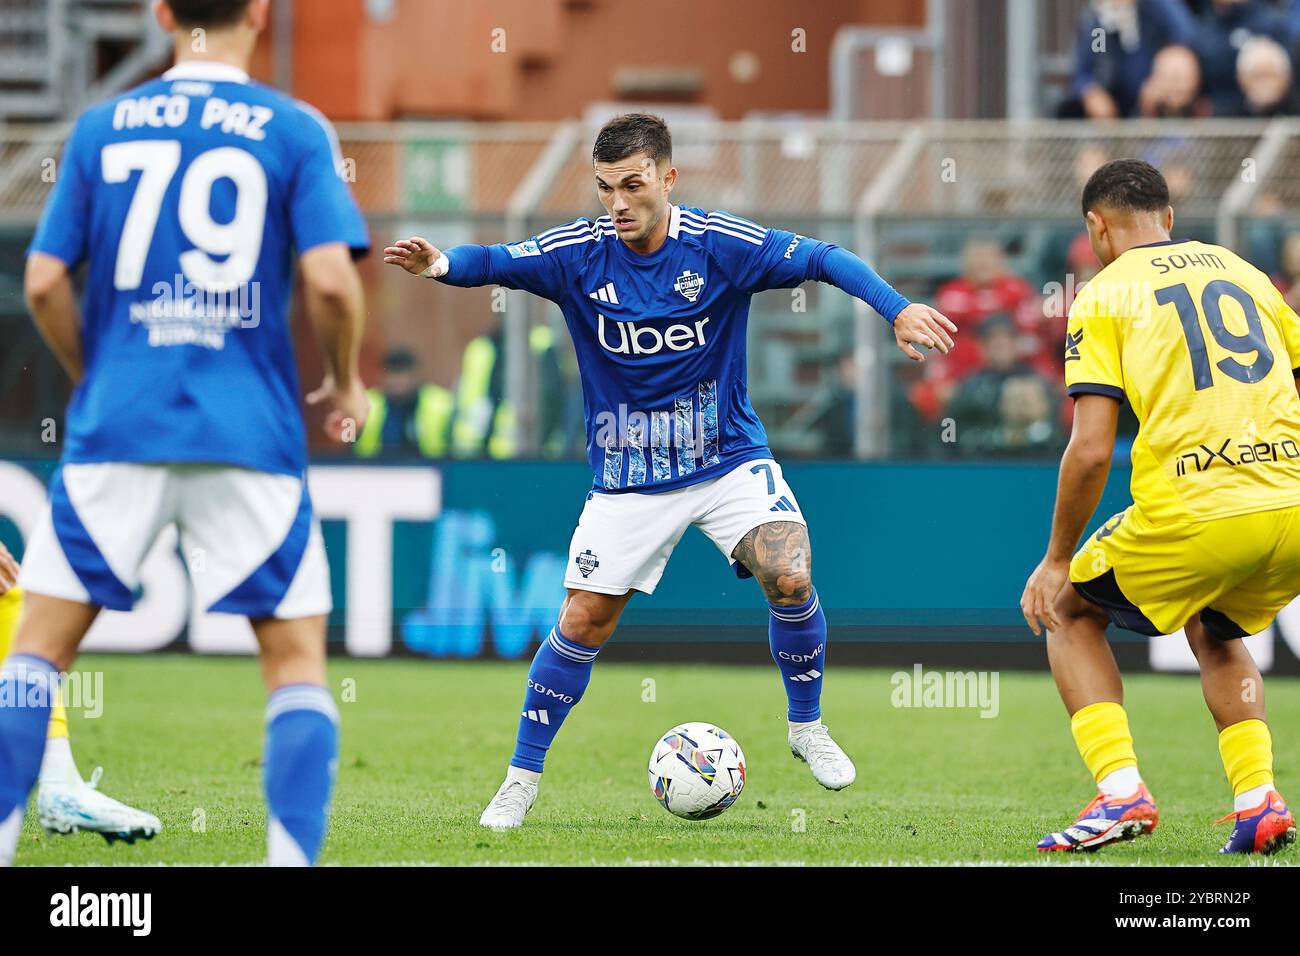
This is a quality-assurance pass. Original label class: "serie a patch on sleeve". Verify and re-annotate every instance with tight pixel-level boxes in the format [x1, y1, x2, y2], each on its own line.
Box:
[507, 240, 541, 258]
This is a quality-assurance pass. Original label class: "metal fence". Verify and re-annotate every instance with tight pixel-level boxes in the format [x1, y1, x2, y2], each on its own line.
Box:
[3, 118, 1300, 460]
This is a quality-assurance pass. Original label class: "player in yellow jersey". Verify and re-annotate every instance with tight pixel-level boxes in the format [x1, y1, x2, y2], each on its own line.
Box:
[0, 540, 159, 848]
[1022, 159, 1298, 855]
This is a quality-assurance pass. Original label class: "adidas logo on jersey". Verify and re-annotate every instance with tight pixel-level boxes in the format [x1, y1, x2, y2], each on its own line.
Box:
[522, 709, 551, 724]
[589, 282, 619, 304]
[789, 669, 822, 682]
[598, 314, 711, 355]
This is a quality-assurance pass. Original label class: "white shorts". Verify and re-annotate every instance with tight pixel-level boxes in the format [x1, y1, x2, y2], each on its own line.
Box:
[565, 457, 806, 595]
[19, 462, 330, 618]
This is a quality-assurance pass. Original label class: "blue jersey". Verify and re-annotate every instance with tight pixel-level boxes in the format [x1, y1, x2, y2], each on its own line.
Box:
[28, 61, 369, 476]
[441, 203, 908, 492]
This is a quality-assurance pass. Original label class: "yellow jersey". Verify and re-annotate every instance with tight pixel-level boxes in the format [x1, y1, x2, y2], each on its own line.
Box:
[1065, 239, 1300, 524]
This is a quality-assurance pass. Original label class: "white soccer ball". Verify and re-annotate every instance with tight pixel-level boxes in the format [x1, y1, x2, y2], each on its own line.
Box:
[647, 722, 747, 820]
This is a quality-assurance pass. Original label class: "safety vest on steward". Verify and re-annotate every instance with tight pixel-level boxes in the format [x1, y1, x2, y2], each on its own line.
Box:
[356, 384, 454, 458]
[452, 325, 557, 459]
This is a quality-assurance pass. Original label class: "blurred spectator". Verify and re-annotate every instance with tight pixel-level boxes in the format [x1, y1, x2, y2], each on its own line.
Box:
[357, 346, 453, 458]
[1063, 0, 1198, 118]
[909, 238, 1034, 420]
[1137, 44, 1212, 115]
[1237, 34, 1299, 114]
[355, 327, 565, 459]
[816, 350, 932, 458]
[1067, 231, 1105, 288]
[998, 376, 1068, 455]
[1193, 0, 1293, 115]
[450, 322, 565, 459]
[946, 316, 1065, 456]
[1272, 231, 1300, 309]
[1027, 232, 1102, 382]
[817, 351, 857, 457]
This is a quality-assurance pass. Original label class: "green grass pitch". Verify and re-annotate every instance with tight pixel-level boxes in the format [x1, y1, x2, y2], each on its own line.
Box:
[13, 653, 1299, 865]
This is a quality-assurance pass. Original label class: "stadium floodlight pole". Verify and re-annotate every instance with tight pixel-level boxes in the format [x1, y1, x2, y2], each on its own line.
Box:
[503, 121, 581, 456]
[1004, 0, 1037, 121]
[828, 0, 945, 121]
[273, 0, 293, 94]
[1215, 117, 1293, 253]
[48, 0, 68, 113]
[853, 125, 927, 458]
[929, 0, 947, 120]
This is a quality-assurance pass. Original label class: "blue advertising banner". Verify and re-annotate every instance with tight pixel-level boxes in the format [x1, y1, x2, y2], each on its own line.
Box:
[2, 459, 1298, 673]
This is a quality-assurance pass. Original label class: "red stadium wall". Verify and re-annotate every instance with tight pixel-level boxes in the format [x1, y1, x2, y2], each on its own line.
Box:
[255, 0, 924, 120]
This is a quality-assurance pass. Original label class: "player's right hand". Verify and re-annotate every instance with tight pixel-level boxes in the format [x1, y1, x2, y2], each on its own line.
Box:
[1020, 556, 1068, 636]
[383, 236, 441, 276]
[893, 303, 957, 362]
[0, 539, 19, 595]
[307, 374, 371, 445]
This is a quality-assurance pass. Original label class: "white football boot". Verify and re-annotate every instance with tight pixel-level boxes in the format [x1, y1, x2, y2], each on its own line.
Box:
[479, 776, 539, 830]
[789, 723, 857, 791]
[37, 767, 162, 844]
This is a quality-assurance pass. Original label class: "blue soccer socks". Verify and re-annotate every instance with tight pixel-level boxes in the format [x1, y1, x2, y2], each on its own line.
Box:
[769, 590, 826, 723]
[0, 654, 58, 865]
[510, 627, 599, 773]
[264, 683, 339, 866]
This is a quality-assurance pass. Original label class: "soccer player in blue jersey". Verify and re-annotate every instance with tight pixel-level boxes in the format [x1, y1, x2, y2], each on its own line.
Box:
[385, 114, 956, 828]
[0, 0, 369, 865]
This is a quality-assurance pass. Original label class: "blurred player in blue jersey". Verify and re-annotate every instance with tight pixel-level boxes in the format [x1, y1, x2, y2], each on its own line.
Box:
[385, 113, 956, 828]
[0, 0, 369, 865]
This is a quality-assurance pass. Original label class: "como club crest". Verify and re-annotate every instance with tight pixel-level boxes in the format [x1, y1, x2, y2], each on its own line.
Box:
[574, 549, 600, 578]
[674, 269, 704, 303]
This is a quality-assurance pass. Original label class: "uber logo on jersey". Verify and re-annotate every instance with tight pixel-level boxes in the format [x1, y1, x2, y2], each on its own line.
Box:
[673, 269, 704, 303]
[598, 314, 711, 355]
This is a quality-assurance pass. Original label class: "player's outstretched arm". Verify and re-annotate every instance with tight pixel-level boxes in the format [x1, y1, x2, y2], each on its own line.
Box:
[24, 252, 83, 383]
[384, 236, 444, 277]
[772, 237, 957, 362]
[1020, 394, 1119, 635]
[383, 231, 564, 300]
[301, 242, 369, 444]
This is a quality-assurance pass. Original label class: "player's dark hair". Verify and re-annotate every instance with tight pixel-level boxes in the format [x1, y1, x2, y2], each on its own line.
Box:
[164, 0, 252, 28]
[593, 113, 673, 167]
[1081, 159, 1170, 217]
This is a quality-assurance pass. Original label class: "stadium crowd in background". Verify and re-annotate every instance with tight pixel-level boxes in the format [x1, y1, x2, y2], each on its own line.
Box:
[1063, 0, 1300, 119]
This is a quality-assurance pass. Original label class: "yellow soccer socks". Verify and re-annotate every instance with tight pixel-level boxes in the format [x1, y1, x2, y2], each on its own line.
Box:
[1219, 718, 1276, 812]
[1071, 701, 1143, 797]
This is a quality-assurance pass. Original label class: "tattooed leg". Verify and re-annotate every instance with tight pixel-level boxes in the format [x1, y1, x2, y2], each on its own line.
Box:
[731, 521, 813, 605]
